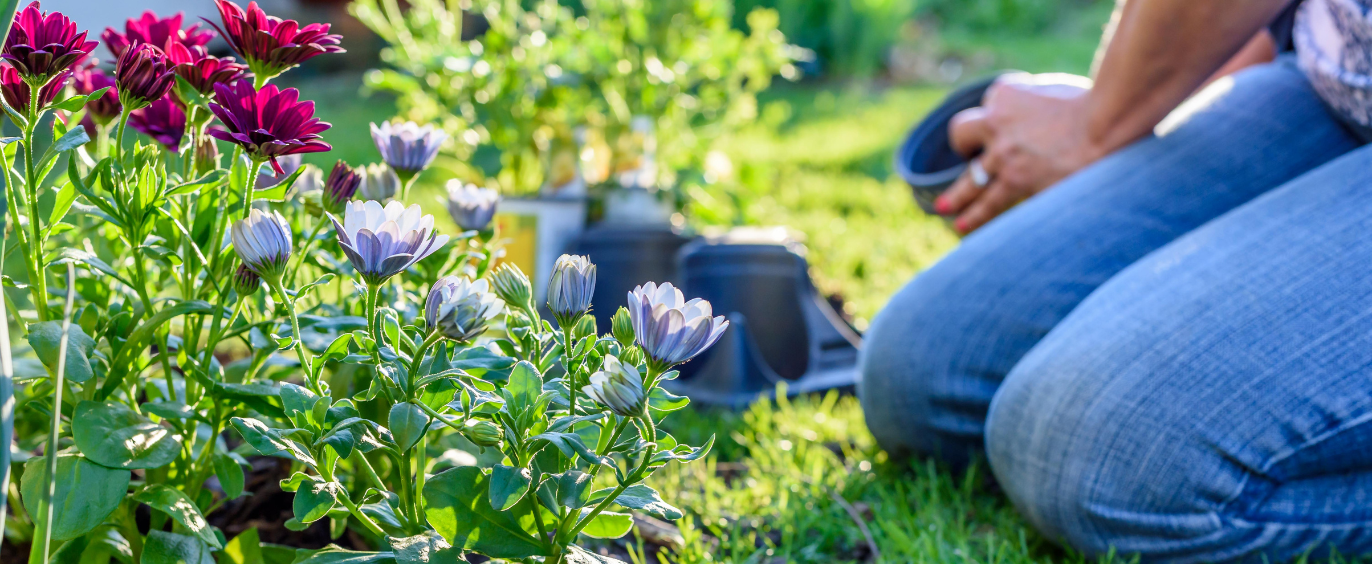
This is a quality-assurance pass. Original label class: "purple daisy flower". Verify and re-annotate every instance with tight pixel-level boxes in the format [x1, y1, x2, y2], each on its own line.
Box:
[166, 42, 248, 99]
[207, 78, 332, 175]
[102, 11, 214, 59]
[627, 281, 729, 370]
[128, 95, 185, 151]
[328, 200, 449, 285]
[72, 62, 120, 124]
[207, 0, 344, 82]
[115, 43, 175, 111]
[2, 2, 98, 86]
[370, 121, 448, 182]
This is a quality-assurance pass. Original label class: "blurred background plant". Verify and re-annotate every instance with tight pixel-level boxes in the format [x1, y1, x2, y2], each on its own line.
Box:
[350, 0, 794, 203]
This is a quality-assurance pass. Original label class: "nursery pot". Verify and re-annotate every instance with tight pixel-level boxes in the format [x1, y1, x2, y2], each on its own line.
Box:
[572, 224, 693, 331]
[894, 72, 1011, 214]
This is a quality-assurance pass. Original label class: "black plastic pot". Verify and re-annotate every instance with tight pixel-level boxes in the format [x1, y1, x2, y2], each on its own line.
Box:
[572, 225, 693, 331]
[894, 73, 1010, 214]
[667, 232, 863, 406]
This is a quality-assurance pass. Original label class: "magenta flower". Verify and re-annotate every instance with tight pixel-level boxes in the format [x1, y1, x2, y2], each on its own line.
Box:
[0, 64, 67, 111]
[208, 78, 332, 174]
[323, 161, 361, 213]
[116, 43, 175, 111]
[102, 11, 214, 59]
[207, 0, 344, 81]
[72, 62, 120, 124]
[166, 43, 248, 98]
[129, 95, 186, 152]
[2, 2, 98, 86]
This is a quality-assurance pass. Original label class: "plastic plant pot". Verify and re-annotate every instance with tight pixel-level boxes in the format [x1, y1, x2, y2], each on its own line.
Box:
[666, 228, 863, 406]
[894, 72, 1011, 214]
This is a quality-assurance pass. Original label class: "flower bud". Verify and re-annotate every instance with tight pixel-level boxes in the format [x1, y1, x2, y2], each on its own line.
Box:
[425, 276, 504, 343]
[618, 346, 646, 369]
[230, 209, 292, 282]
[115, 43, 175, 111]
[322, 160, 361, 214]
[583, 355, 646, 417]
[445, 180, 499, 231]
[490, 263, 532, 310]
[611, 307, 634, 347]
[463, 419, 502, 447]
[232, 263, 260, 296]
[548, 254, 596, 328]
[357, 163, 399, 203]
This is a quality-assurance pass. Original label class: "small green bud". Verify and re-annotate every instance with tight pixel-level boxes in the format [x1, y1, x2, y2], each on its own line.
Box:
[618, 345, 646, 369]
[490, 263, 533, 309]
[573, 313, 596, 341]
[463, 419, 502, 447]
[232, 263, 261, 297]
[611, 307, 635, 346]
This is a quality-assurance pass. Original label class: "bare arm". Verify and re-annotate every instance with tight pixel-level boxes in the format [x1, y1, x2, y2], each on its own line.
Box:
[938, 0, 1289, 234]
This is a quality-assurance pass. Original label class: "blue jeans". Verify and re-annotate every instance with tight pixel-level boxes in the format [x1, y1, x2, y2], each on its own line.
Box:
[859, 58, 1372, 562]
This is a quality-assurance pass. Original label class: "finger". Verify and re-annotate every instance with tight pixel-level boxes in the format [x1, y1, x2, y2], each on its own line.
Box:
[954, 182, 1021, 234]
[948, 107, 992, 157]
[934, 171, 984, 216]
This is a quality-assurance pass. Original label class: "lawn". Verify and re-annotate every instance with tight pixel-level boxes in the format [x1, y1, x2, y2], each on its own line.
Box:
[290, 9, 1114, 562]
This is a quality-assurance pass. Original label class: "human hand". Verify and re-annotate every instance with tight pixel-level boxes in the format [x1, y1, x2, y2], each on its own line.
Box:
[936, 73, 1103, 234]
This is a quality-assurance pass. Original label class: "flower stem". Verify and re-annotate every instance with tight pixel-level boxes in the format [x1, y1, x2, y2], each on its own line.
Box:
[268, 278, 319, 395]
[21, 92, 48, 321]
[286, 218, 328, 288]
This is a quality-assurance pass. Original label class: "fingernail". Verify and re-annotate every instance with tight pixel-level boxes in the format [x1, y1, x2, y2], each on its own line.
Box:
[934, 196, 950, 214]
[954, 218, 969, 232]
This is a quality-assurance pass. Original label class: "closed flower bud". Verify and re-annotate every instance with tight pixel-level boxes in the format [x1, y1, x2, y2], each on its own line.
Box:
[323, 161, 362, 214]
[425, 276, 504, 343]
[445, 180, 499, 231]
[618, 346, 646, 369]
[548, 254, 595, 328]
[490, 262, 532, 309]
[230, 209, 292, 281]
[611, 307, 634, 347]
[357, 163, 399, 203]
[583, 355, 646, 417]
[463, 419, 502, 447]
[232, 263, 260, 296]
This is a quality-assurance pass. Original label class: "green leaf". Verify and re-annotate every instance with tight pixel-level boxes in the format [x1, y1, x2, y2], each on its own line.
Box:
[49, 125, 90, 154]
[142, 530, 214, 564]
[280, 382, 321, 428]
[388, 402, 430, 452]
[230, 417, 318, 467]
[215, 453, 246, 499]
[295, 273, 335, 301]
[142, 401, 201, 421]
[650, 434, 715, 465]
[531, 432, 607, 467]
[311, 332, 353, 374]
[577, 510, 633, 539]
[19, 454, 129, 540]
[256, 164, 306, 202]
[221, 527, 265, 564]
[25, 320, 96, 383]
[555, 471, 594, 510]
[647, 387, 690, 413]
[506, 361, 542, 409]
[72, 400, 183, 469]
[53, 248, 133, 287]
[610, 484, 682, 520]
[134, 484, 224, 549]
[423, 466, 547, 559]
[293, 478, 343, 523]
[290, 545, 396, 563]
[48, 181, 76, 226]
[488, 465, 531, 511]
[389, 531, 462, 564]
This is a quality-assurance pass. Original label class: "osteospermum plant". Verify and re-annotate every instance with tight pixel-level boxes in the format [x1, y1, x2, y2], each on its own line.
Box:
[0, 3, 716, 564]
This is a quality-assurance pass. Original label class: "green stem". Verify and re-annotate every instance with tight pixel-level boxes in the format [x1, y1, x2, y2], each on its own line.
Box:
[268, 278, 319, 395]
[199, 146, 245, 302]
[563, 325, 577, 417]
[286, 218, 328, 288]
[406, 331, 444, 393]
[351, 450, 386, 492]
[113, 108, 130, 165]
[336, 492, 387, 537]
[365, 283, 382, 363]
[21, 92, 47, 321]
[34, 264, 76, 563]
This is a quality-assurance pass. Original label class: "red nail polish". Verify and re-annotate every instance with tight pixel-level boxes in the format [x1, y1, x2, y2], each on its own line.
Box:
[934, 197, 950, 214]
[954, 218, 968, 232]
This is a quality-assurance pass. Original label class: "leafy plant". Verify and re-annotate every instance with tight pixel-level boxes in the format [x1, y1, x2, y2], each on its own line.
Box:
[0, 2, 721, 563]
[351, 0, 794, 202]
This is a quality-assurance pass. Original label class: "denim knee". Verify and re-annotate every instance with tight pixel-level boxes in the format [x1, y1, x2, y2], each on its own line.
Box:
[859, 254, 1017, 469]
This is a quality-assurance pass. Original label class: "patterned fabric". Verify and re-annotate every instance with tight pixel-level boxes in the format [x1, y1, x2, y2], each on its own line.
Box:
[1296, 0, 1372, 127]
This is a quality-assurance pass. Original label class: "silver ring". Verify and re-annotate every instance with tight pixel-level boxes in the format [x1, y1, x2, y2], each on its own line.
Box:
[968, 158, 990, 188]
